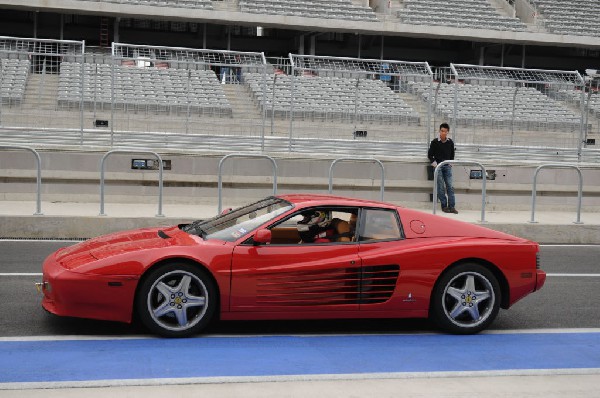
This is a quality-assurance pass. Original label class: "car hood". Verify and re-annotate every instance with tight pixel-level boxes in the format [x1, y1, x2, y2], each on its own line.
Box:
[55, 226, 197, 269]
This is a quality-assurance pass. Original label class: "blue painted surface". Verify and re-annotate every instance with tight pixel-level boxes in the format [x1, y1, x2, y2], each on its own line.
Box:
[1, 333, 599, 383]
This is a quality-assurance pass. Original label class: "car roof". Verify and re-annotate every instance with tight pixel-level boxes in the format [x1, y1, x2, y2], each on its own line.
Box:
[276, 193, 397, 209]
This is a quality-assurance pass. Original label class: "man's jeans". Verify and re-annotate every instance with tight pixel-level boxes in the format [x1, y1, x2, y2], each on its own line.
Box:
[436, 165, 455, 209]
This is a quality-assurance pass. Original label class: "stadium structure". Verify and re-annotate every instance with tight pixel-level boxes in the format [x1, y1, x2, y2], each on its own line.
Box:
[0, 0, 599, 212]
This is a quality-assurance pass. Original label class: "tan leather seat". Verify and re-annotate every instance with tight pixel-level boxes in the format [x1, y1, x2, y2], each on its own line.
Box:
[333, 219, 351, 242]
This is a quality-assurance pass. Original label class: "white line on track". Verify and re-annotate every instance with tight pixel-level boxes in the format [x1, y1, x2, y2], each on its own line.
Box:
[0, 239, 82, 243]
[3, 273, 600, 277]
[2, 328, 600, 342]
[0, 273, 42, 276]
[540, 244, 600, 247]
[1, 368, 600, 390]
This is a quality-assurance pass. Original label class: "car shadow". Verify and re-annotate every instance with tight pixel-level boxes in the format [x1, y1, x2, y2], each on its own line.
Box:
[39, 314, 437, 337]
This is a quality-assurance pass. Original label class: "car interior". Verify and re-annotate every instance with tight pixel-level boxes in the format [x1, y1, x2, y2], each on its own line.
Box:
[269, 208, 357, 244]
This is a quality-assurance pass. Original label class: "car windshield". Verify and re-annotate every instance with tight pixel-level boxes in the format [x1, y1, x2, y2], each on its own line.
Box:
[182, 197, 293, 242]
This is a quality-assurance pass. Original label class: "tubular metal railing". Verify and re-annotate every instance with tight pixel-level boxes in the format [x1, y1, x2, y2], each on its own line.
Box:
[99, 149, 164, 217]
[328, 157, 385, 201]
[433, 160, 487, 222]
[0, 145, 43, 215]
[529, 164, 583, 224]
[217, 153, 278, 214]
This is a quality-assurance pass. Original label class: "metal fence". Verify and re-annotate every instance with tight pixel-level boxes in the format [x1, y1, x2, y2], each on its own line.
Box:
[443, 64, 587, 153]
[1, 36, 599, 163]
[0, 36, 85, 134]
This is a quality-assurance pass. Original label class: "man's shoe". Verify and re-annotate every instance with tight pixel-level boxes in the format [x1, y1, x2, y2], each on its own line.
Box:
[442, 207, 451, 213]
[450, 208, 459, 214]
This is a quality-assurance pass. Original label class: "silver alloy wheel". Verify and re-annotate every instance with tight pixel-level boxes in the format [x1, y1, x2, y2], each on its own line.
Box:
[441, 271, 495, 329]
[146, 270, 209, 332]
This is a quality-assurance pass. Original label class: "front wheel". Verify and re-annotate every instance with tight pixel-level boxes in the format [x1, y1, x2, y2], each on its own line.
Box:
[136, 263, 217, 337]
[430, 263, 501, 334]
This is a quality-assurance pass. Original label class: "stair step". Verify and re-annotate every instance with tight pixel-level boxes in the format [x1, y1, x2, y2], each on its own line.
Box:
[222, 84, 264, 118]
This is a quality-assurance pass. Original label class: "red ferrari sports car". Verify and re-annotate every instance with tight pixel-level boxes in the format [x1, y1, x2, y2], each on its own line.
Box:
[38, 194, 546, 337]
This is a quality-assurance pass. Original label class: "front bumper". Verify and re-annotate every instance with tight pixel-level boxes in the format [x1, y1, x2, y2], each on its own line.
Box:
[535, 269, 547, 291]
[40, 251, 139, 324]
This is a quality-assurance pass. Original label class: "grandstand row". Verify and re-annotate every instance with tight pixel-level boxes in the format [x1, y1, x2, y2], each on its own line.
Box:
[0, 0, 599, 164]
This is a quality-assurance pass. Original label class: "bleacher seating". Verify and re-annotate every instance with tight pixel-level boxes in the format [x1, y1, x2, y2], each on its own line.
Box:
[528, 0, 600, 37]
[398, 0, 528, 32]
[58, 62, 232, 116]
[409, 81, 582, 130]
[0, 59, 29, 105]
[238, 0, 378, 22]
[69, 0, 214, 9]
[244, 72, 420, 124]
[554, 88, 600, 118]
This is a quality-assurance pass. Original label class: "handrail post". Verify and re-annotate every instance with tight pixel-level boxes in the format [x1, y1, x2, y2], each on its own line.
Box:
[433, 160, 487, 223]
[218, 154, 278, 214]
[0, 146, 43, 215]
[329, 157, 385, 202]
[529, 164, 583, 224]
[99, 149, 164, 217]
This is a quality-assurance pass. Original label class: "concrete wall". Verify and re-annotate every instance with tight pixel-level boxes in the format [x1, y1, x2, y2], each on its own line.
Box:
[1, 0, 599, 49]
[1, 150, 599, 211]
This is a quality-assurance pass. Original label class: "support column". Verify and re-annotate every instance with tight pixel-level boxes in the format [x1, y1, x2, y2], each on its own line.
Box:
[298, 34, 305, 55]
[33, 11, 38, 38]
[114, 17, 120, 43]
[227, 26, 231, 50]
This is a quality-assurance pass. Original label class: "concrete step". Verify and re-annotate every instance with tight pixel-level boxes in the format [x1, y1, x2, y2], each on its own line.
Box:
[223, 83, 264, 119]
[23, 74, 59, 109]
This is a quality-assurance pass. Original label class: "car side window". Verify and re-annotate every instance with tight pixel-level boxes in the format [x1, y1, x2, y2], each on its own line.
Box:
[358, 209, 402, 242]
[267, 208, 359, 245]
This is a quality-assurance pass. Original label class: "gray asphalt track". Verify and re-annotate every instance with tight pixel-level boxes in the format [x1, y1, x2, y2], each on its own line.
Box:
[1, 241, 599, 337]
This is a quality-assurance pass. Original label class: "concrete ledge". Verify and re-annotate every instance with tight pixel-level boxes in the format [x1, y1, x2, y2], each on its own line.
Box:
[2, 214, 598, 244]
[479, 223, 600, 245]
[0, 215, 189, 240]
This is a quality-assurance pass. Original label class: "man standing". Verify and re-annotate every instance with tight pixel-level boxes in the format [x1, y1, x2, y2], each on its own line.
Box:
[428, 123, 458, 214]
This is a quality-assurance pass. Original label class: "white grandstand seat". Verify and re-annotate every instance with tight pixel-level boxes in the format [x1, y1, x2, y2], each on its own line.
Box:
[410, 81, 582, 131]
[1, 59, 30, 105]
[529, 0, 600, 37]
[244, 71, 420, 124]
[398, 0, 528, 32]
[238, 0, 377, 22]
[57, 62, 232, 116]
[71, 0, 214, 9]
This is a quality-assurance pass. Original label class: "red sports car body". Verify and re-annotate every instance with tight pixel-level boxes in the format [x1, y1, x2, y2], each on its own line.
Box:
[39, 194, 546, 337]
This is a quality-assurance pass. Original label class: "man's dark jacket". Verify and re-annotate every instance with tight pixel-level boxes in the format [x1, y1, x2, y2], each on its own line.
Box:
[428, 138, 455, 164]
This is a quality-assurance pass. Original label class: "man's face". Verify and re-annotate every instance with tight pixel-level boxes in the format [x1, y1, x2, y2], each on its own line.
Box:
[439, 127, 449, 141]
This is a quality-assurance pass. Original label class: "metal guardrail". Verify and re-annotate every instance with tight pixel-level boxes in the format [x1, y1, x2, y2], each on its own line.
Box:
[328, 157, 385, 201]
[529, 164, 583, 224]
[0, 145, 43, 215]
[433, 160, 487, 222]
[99, 149, 164, 217]
[217, 153, 278, 214]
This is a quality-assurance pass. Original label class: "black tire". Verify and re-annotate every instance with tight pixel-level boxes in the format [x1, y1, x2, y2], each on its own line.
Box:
[430, 263, 501, 334]
[136, 262, 217, 337]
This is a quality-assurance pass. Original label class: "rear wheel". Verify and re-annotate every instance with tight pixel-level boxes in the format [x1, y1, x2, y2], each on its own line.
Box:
[430, 263, 500, 334]
[136, 263, 217, 337]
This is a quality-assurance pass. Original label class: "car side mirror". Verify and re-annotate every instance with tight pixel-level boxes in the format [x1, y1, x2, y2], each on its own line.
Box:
[253, 229, 271, 245]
